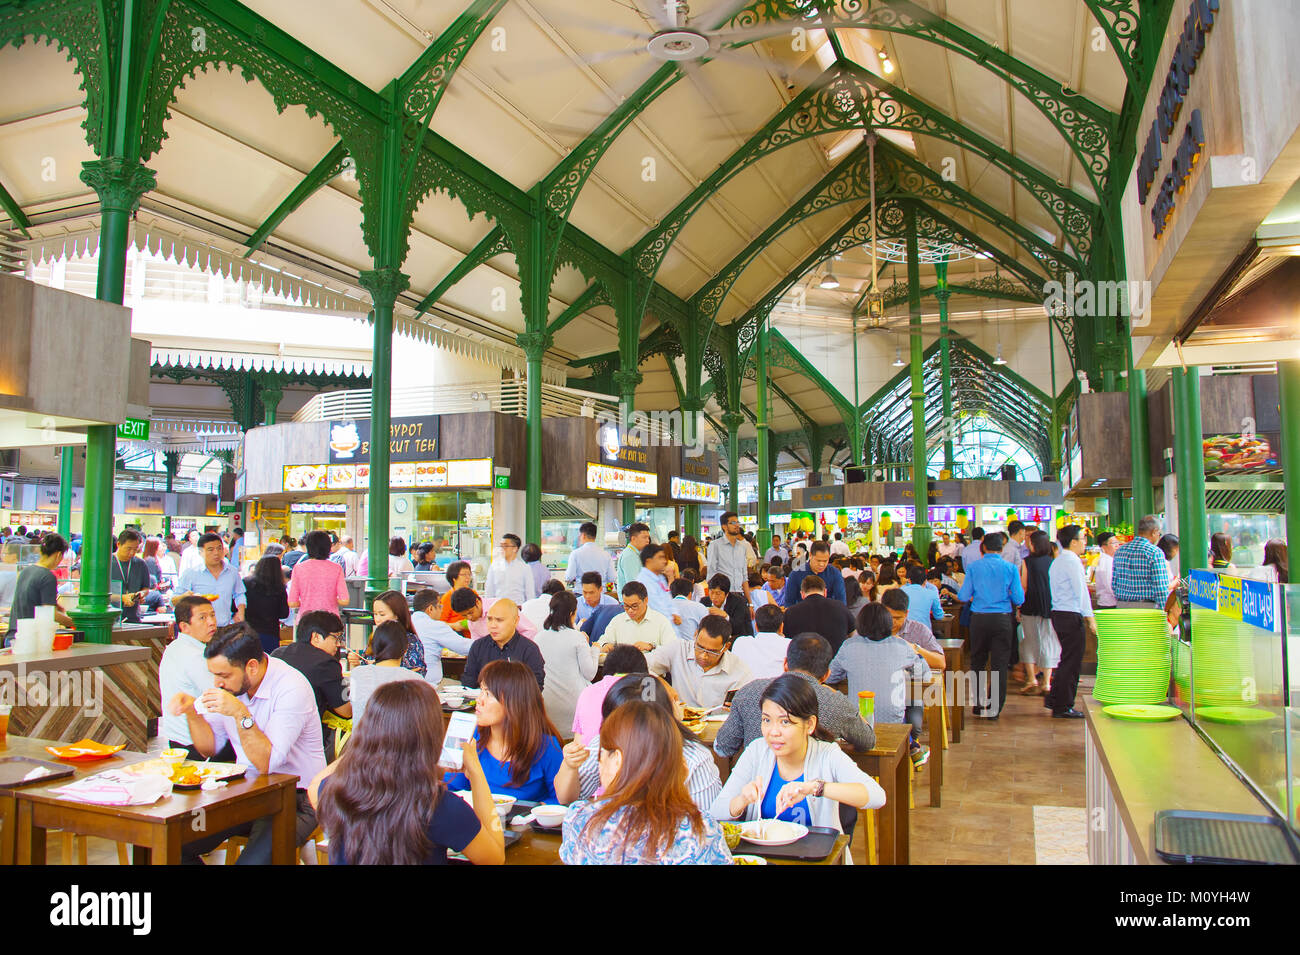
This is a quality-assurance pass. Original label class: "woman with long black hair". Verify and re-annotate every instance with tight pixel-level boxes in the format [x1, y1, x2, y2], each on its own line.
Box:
[310, 680, 504, 865]
[243, 554, 289, 654]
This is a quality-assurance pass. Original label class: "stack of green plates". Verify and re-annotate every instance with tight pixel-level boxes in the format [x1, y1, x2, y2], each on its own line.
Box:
[1092, 610, 1171, 705]
[1190, 612, 1256, 706]
[1172, 634, 1192, 699]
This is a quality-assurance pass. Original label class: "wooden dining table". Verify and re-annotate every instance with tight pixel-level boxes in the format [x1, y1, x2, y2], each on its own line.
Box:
[499, 811, 849, 865]
[908, 678, 945, 808]
[938, 637, 967, 742]
[843, 723, 910, 865]
[2, 735, 300, 865]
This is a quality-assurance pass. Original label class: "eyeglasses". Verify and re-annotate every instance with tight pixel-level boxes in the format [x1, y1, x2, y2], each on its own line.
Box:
[693, 643, 724, 658]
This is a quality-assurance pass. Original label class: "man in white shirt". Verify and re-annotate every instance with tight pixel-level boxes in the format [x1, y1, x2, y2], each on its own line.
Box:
[730, 604, 789, 680]
[830, 532, 851, 558]
[647, 615, 753, 709]
[521, 579, 565, 630]
[763, 534, 789, 566]
[178, 529, 204, 577]
[599, 581, 676, 651]
[706, 511, 752, 600]
[1090, 531, 1119, 608]
[670, 577, 708, 641]
[937, 533, 960, 560]
[484, 533, 536, 605]
[564, 522, 615, 590]
[410, 588, 473, 683]
[158, 595, 221, 759]
[330, 535, 359, 577]
[1047, 524, 1096, 720]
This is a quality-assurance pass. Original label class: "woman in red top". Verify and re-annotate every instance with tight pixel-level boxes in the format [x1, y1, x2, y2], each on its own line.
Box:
[287, 530, 349, 618]
[439, 560, 476, 633]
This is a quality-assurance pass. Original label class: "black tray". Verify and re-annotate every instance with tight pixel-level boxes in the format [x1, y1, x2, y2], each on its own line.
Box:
[447, 829, 520, 863]
[0, 755, 75, 789]
[1154, 810, 1300, 865]
[738, 825, 842, 861]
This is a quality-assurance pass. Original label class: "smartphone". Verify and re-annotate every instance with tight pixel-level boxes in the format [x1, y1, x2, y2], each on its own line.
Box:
[724, 689, 738, 706]
[439, 711, 477, 771]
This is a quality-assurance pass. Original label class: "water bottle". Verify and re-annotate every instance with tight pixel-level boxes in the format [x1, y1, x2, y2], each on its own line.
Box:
[858, 690, 875, 730]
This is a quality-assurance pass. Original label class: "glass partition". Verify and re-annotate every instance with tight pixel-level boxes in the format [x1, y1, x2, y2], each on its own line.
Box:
[1188, 570, 1289, 828]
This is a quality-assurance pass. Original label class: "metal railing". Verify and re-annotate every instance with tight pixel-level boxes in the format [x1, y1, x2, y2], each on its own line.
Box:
[297, 380, 626, 424]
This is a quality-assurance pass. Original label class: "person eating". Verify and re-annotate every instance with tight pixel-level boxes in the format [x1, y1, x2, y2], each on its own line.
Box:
[599, 581, 676, 652]
[647, 615, 752, 709]
[462, 598, 546, 690]
[712, 673, 886, 832]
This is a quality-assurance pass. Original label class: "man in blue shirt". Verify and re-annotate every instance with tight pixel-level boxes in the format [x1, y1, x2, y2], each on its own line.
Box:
[783, 541, 847, 607]
[669, 577, 708, 641]
[580, 600, 623, 645]
[956, 532, 1024, 719]
[576, 571, 618, 625]
[635, 543, 680, 625]
[174, 532, 247, 626]
[960, 527, 985, 572]
[564, 522, 616, 591]
[900, 564, 945, 627]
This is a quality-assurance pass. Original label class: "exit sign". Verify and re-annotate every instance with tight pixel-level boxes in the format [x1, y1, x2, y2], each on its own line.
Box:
[117, 417, 150, 441]
[494, 474, 509, 489]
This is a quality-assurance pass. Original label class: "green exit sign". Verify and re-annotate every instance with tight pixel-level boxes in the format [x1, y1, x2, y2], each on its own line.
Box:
[494, 474, 509, 489]
[117, 417, 150, 441]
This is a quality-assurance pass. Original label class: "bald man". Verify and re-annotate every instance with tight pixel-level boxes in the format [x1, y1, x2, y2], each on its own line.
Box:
[462, 598, 546, 690]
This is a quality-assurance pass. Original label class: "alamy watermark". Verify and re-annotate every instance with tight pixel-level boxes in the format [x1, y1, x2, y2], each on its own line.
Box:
[0, 664, 104, 718]
[1042, 274, 1153, 328]
[593, 401, 707, 457]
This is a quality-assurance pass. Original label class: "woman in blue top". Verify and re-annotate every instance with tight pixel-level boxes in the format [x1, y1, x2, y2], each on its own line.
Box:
[445, 660, 563, 803]
[561, 700, 731, 865]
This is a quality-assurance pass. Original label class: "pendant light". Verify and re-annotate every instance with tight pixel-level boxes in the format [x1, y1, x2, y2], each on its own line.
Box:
[818, 258, 840, 289]
[993, 301, 1007, 364]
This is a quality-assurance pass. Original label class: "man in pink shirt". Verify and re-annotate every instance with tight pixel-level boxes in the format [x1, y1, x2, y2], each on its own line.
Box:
[569, 644, 649, 740]
[450, 587, 540, 641]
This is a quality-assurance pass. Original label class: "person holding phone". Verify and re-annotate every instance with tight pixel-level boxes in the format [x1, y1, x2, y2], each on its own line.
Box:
[712, 673, 885, 831]
[444, 660, 563, 803]
[309, 680, 504, 865]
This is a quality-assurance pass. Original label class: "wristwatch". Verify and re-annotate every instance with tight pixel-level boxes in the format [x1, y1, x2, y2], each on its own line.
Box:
[239, 715, 256, 731]
[813, 779, 826, 798]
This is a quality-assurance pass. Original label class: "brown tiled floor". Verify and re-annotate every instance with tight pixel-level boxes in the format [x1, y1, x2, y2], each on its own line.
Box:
[849, 674, 1092, 866]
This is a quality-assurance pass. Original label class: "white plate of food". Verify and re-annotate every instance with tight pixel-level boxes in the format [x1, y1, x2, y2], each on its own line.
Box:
[738, 820, 808, 847]
[731, 854, 768, 865]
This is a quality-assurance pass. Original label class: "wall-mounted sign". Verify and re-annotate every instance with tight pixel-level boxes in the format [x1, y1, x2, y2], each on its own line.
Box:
[1202, 434, 1277, 473]
[124, 490, 165, 515]
[445, 458, 493, 488]
[290, 502, 348, 514]
[117, 417, 150, 441]
[804, 487, 843, 507]
[328, 416, 440, 465]
[35, 486, 84, 512]
[586, 463, 658, 496]
[0, 482, 12, 509]
[670, 476, 720, 503]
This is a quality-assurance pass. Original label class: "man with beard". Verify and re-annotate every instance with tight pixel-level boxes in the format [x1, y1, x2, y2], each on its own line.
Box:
[168, 623, 325, 864]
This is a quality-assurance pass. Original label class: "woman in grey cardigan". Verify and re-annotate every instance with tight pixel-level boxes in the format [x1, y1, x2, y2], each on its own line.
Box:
[711, 674, 885, 832]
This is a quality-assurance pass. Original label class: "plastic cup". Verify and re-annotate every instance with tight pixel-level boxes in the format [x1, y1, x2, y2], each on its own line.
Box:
[858, 691, 875, 729]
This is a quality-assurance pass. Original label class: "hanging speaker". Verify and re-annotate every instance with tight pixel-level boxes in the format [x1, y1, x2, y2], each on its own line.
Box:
[1000, 464, 1017, 482]
[844, 466, 866, 484]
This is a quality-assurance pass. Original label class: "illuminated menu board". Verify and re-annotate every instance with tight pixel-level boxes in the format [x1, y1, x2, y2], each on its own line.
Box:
[670, 476, 721, 503]
[586, 463, 658, 496]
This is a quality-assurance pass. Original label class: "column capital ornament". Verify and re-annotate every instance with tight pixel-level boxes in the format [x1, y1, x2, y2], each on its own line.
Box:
[516, 329, 554, 361]
[79, 159, 156, 215]
[721, 412, 745, 431]
[679, 396, 707, 413]
[934, 287, 952, 304]
[611, 369, 642, 394]
[358, 267, 410, 309]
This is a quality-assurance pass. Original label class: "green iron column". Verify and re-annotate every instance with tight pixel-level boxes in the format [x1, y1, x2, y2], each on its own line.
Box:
[1126, 334, 1154, 518]
[904, 207, 932, 556]
[1170, 366, 1207, 572]
[57, 446, 75, 538]
[680, 395, 706, 539]
[756, 314, 771, 545]
[612, 369, 642, 527]
[722, 412, 744, 514]
[1280, 361, 1300, 562]
[260, 377, 284, 426]
[162, 451, 180, 538]
[850, 315, 862, 468]
[519, 330, 552, 544]
[1048, 315, 1061, 481]
[935, 263, 954, 473]
[75, 158, 156, 643]
[358, 268, 409, 599]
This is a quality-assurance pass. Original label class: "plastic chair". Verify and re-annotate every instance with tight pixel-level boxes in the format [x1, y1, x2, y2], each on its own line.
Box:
[323, 712, 352, 756]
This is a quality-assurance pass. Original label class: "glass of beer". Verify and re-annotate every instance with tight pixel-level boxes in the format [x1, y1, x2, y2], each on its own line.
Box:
[0, 704, 10, 744]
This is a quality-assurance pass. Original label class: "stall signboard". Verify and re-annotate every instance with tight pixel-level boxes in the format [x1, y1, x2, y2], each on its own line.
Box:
[1008, 481, 1063, 504]
[804, 486, 843, 508]
[328, 416, 440, 465]
[845, 507, 871, 524]
[124, 490, 165, 515]
[929, 506, 959, 523]
[1188, 569, 1279, 633]
[0, 481, 12, 509]
[35, 485, 84, 512]
[291, 502, 348, 514]
[445, 458, 493, 488]
[877, 505, 915, 524]
[1015, 505, 1055, 524]
[586, 463, 658, 496]
[283, 465, 328, 493]
[287, 459, 494, 492]
[670, 476, 720, 503]
[818, 510, 840, 524]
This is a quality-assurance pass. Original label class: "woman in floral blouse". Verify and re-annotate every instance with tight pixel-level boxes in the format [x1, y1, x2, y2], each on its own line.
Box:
[560, 700, 731, 865]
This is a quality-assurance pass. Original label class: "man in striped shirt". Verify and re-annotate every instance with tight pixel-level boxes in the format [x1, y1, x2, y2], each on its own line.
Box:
[1112, 515, 1170, 607]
